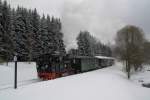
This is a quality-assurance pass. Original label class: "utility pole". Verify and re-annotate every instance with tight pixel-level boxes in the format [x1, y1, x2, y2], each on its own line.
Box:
[14, 55, 17, 89]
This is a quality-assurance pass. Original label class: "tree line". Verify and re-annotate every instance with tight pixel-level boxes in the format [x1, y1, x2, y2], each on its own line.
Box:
[0, 0, 113, 62]
[69, 31, 112, 57]
[0, 0, 66, 61]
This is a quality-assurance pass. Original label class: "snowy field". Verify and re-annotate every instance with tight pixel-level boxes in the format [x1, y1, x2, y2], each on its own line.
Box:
[0, 62, 150, 100]
[0, 62, 39, 90]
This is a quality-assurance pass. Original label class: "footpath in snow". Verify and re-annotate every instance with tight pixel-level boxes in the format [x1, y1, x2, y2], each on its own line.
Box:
[0, 62, 150, 100]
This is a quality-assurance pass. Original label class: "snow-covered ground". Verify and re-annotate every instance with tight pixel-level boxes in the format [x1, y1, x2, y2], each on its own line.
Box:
[131, 65, 150, 85]
[0, 62, 39, 90]
[0, 62, 150, 100]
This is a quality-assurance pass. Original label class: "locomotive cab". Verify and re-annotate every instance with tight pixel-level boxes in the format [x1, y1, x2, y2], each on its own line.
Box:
[36, 53, 63, 80]
[35, 53, 75, 80]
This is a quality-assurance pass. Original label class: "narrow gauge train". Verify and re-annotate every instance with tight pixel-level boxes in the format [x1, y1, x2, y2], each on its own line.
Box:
[36, 53, 75, 80]
[35, 53, 114, 80]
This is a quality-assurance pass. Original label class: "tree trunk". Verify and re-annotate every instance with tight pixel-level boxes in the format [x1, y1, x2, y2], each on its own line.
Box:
[6, 61, 8, 66]
[127, 69, 130, 79]
[126, 61, 128, 72]
[126, 60, 130, 79]
[127, 61, 130, 79]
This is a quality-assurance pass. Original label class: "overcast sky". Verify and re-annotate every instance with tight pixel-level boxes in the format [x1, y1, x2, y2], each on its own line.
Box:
[5, 0, 150, 49]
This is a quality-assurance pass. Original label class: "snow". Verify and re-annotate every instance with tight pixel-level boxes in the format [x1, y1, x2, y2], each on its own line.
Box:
[131, 65, 150, 85]
[95, 56, 114, 60]
[0, 62, 150, 100]
[0, 62, 38, 89]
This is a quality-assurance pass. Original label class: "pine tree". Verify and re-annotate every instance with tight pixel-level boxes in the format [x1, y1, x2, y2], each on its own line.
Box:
[31, 8, 41, 58]
[12, 7, 27, 60]
[76, 31, 112, 57]
[0, 1, 13, 62]
[25, 9, 34, 61]
[46, 15, 55, 54]
[53, 19, 66, 55]
[0, 0, 66, 61]
[40, 15, 49, 54]
[77, 31, 95, 56]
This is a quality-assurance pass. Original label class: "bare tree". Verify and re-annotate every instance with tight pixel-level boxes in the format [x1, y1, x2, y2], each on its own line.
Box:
[143, 41, 150, 64]
[115, 25, 145, 79]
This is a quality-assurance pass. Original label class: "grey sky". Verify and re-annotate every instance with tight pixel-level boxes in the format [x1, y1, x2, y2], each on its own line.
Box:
[5, 0, 150, 49]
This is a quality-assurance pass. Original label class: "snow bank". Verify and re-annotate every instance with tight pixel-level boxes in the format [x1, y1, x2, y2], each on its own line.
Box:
[0, 63, 150, 100]
[0, 62, 38, 88]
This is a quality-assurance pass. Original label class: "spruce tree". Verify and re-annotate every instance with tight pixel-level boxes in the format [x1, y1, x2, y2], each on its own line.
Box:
[0, 0, 66, 61]
[31, 8, 41, 58]
[0, 1, 12, 61]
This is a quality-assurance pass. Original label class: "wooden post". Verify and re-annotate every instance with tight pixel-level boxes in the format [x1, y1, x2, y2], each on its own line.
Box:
[14, 55, 17, 89]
